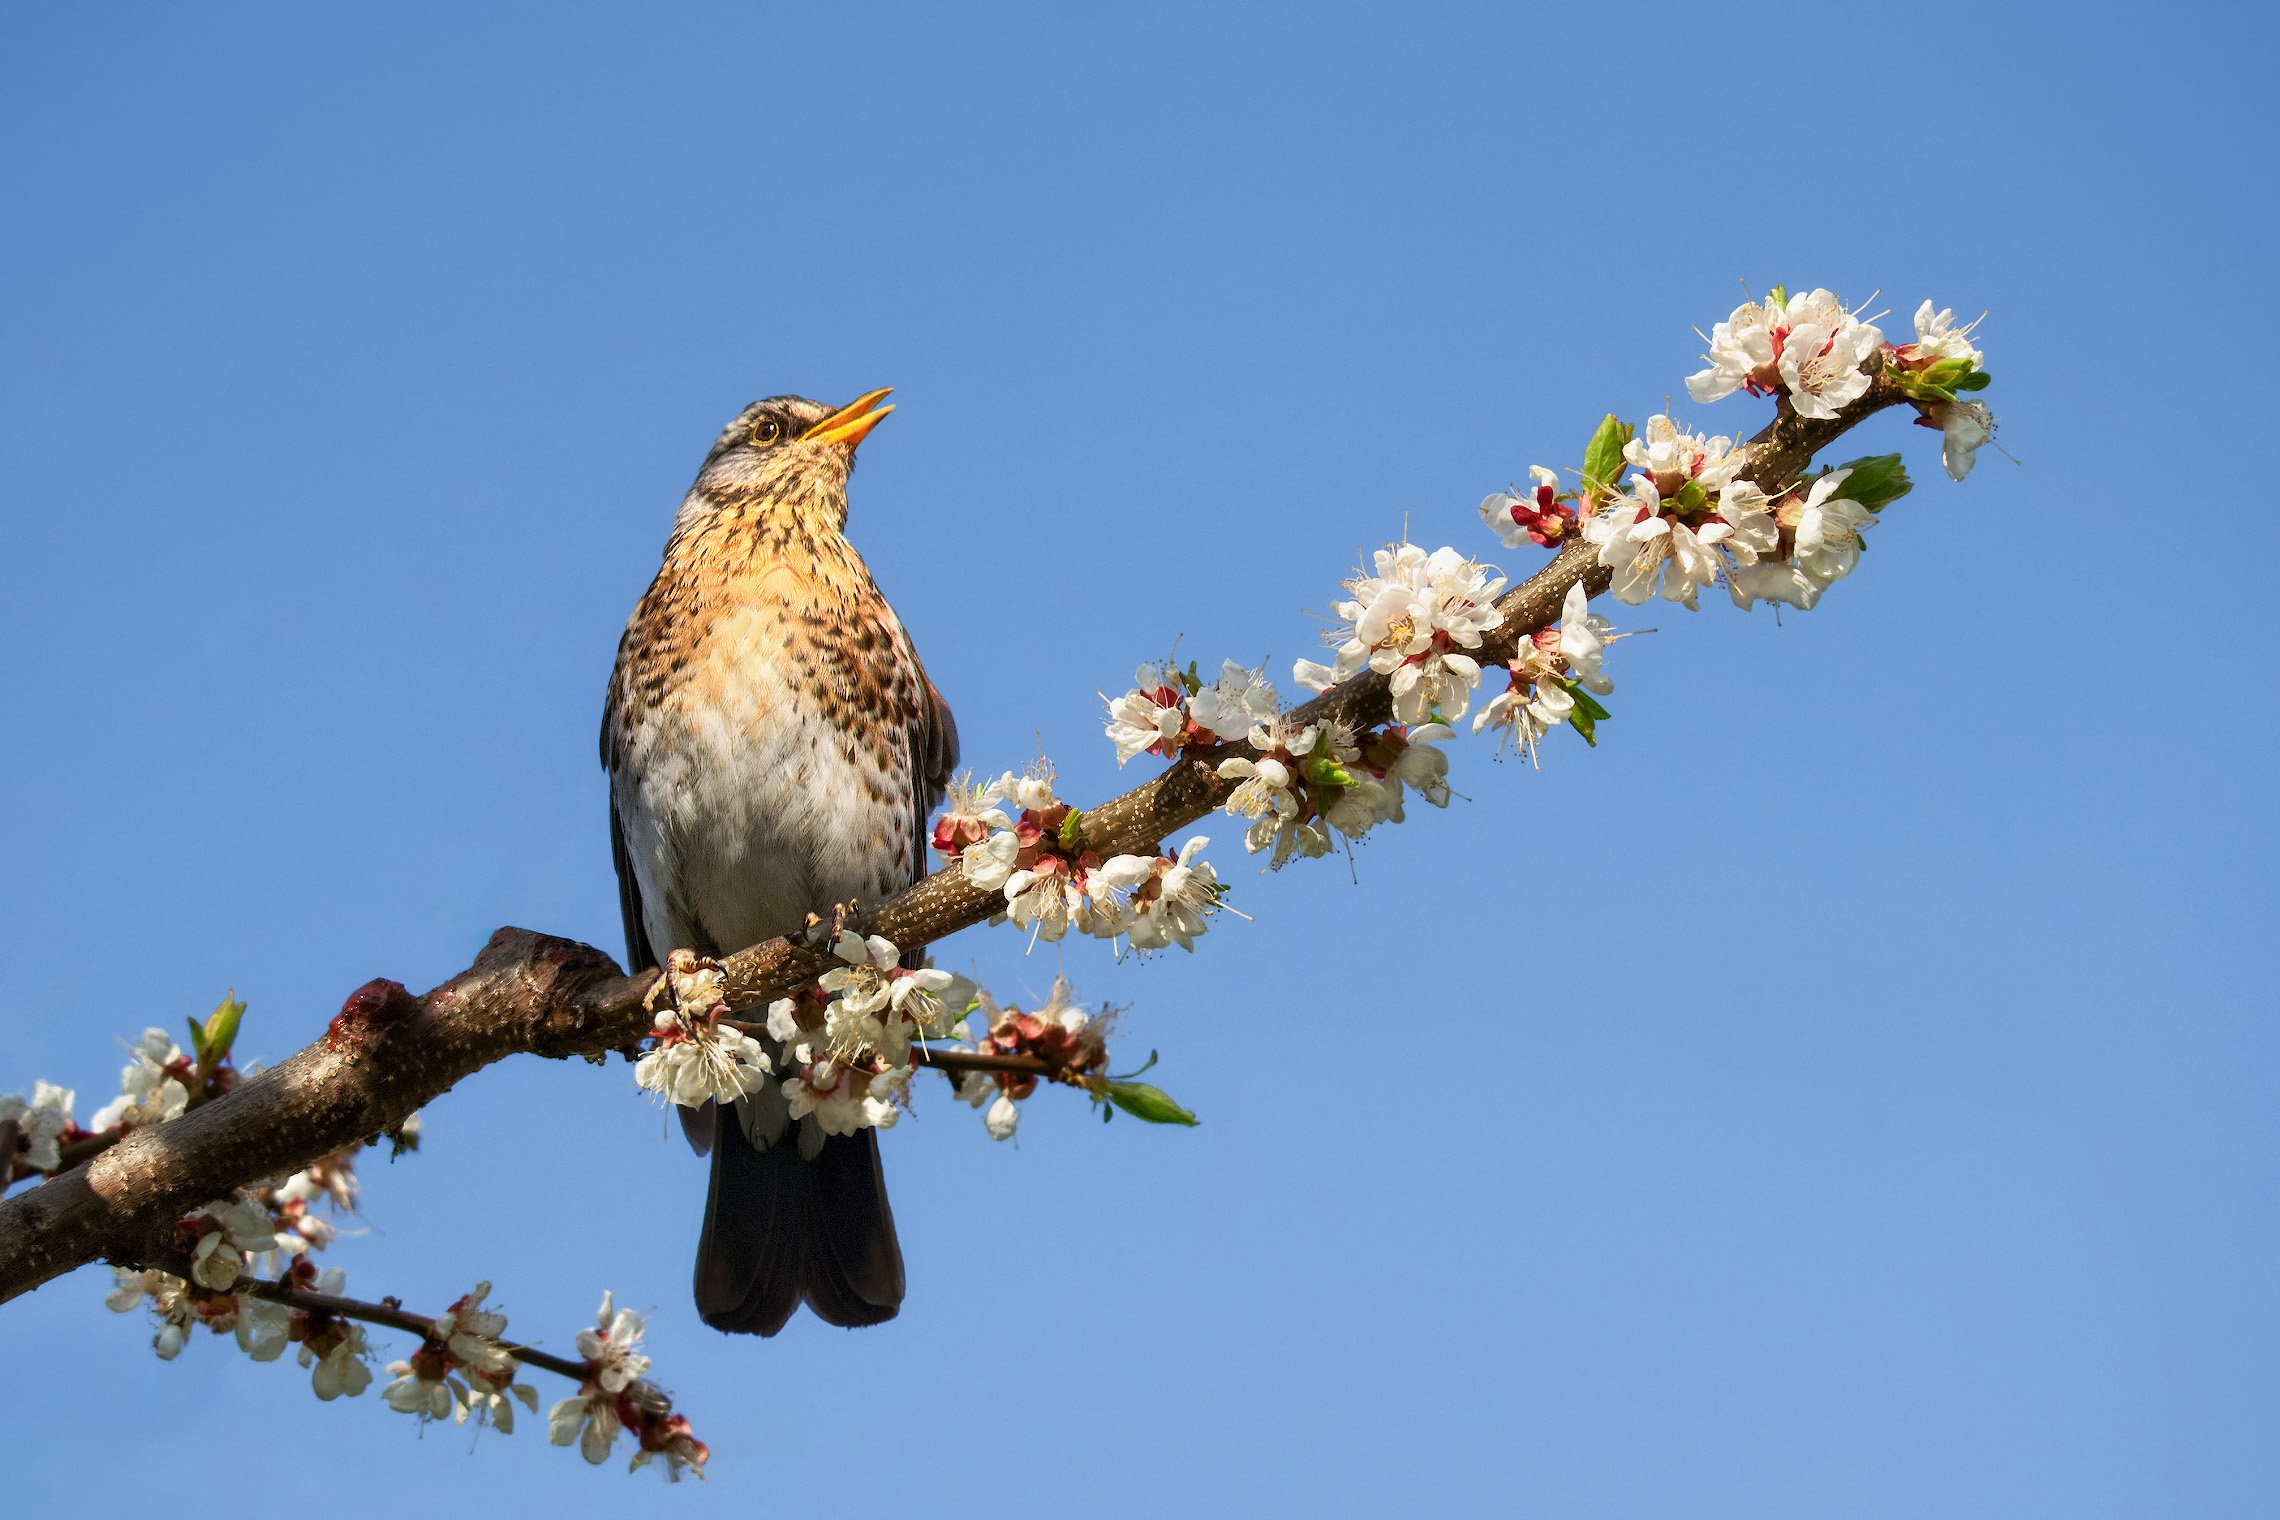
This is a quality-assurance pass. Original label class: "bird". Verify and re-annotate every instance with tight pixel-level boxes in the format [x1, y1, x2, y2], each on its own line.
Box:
[601, 389, 956, 1336]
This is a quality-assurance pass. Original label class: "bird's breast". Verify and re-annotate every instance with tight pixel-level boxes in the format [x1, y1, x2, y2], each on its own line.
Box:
[608, 564, 926, 959]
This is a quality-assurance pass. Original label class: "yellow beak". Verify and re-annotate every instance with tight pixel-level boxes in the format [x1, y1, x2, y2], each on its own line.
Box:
[803, 387, 895, 449]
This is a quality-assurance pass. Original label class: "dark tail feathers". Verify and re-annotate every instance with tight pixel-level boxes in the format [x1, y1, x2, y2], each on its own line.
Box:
[692, 1105, 905, 1335]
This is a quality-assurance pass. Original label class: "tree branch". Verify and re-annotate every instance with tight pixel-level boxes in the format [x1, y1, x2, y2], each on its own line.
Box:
[0, 377, 1903, 1307]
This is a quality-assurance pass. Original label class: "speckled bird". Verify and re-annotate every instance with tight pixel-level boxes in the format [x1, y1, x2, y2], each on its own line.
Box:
[602, 389, 955, 1336]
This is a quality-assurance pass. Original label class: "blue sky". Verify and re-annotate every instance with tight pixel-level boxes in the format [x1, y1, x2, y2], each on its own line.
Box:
[3, 3, 2273, 1515]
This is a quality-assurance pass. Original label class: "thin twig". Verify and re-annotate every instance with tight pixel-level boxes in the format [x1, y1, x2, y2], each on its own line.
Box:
[238, 1276, 616, 1392]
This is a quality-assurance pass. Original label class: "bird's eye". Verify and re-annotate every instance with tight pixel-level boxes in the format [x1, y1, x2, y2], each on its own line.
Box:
[749, 416, 784, 447]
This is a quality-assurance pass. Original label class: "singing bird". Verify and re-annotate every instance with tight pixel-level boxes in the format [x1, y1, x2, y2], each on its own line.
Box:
[602, 389, 956, 1335]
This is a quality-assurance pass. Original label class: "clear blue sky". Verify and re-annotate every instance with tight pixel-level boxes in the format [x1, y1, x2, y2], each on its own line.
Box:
[3, 3, 2273, 1515]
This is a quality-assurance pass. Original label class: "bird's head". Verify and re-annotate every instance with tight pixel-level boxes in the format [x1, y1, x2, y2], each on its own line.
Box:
[683, 388, 896, 531]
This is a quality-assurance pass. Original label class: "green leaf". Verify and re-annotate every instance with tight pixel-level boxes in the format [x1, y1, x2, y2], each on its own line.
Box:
[1103, 1080, 1200, 1126]
[1180, 660, 1203, 695]
[1561, 679, 1606, 747]
[201, 994, 246, 1067]
[1111, 1049, 1162, 1081]
[1580, 413, 1631, 497]
[184, 1017, 207, 1065]
[1058, 807, 1086, 851]
[1674, 479, 1709, 515]
[1824, 454, 1911, 513]
[1954, 368, 1991, 392]
[1302, 754, 1357, 791]
[1766, 283, 1789, 308]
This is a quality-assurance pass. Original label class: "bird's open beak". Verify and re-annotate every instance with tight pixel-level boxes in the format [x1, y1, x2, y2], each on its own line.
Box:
[803, 388, 895, 450]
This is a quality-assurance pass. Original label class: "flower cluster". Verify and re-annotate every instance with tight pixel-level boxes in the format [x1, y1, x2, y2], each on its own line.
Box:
[1541, 408, 1905, 615]
[107, 1249, 701, 1477]
[380, 1280, 537, 1432]
[1093, 836, 1226, 954]
[1295, 543, 1507, 724]
[954, 766, 1113, 940]
[1887, 301, 1996, 480]
[0, 1080, 75, 1172]
[89, 1027, 195, 1134]
[1687, 286, 1886, 420]
[1102, 659, 1280, 765]
[107, 1260, 287, 1363]
[548, 1293, 707, 1479]
[761, 930, 977, 1143]
[279, 1262, 377, 1400]
[955, 766, 1231, 950]
[951, 979, 1115, 1142]
[1577, 414, 1780, 608]
[634, 950, 775, 1109]
[1217, 714, 1453, 866]
[1476, 583, 1618, 762]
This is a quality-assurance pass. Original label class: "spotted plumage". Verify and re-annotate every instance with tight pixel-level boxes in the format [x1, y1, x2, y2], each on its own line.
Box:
[602, 391, 955, 1336]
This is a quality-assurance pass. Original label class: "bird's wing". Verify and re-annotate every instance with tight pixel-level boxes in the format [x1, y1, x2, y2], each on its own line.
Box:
[907, 648, 960, 884]
[610, 802, 660, 977]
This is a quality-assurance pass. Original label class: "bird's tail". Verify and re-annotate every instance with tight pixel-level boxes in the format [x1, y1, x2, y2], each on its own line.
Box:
[692, 1099, 905, 1336]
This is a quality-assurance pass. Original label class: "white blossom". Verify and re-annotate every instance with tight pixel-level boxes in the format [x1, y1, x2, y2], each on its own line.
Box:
[633, 1011, 773, 1109]
[550, 1388, 625, 1465]
[1688, 294, 1784, 404]
[234, 1296, 291, 1362]
[931, 770, 1013, 857]
[782, 1060, 898, 1137]
[1790, 469, 1876, 586]
[959, 828, 1021, 891]
[382, 1360, 460, 1421]
[107, 1265, 167, 1314]
[1905, 300, 1984, 366]
[1185, 661, 1280, 742]
[1925, 399, 1994, 481]
[1002, 858, 1107, 943]
[1383, 723, 1454, 810]
[1623, 415, 1740, 494]
[460, 1378, 539, 1434]
[1556, 582, 1615, 695]
[434, 1281, 516, 1383]
[1713, 479, 1782, 568]
[815, 932, 973, 1065]
[117, 1271, 198, 1360]
[0, 1080, 74, 1171]
[1098, 836, 1225, 953]
[1311, 543, 1506, 724]
[294, 1269, 374, 1400]
[818, 932, 899, 1016]
[89, 1028, 190, 1134]
[1475, 673, 1570, 756]
[188, 1197, 278, 1291]
[983, 1092, 1020, 1142]
[1726, 558, 1825, 612]
[1687, 288, 1883, 419]
[1323, 774, 1398, 839]
[305, 1330, 375, 1400]
[1005, 767, 1058, 813]
[577, 1292, 652, 1394]
[1479, 466, 1581, 551]
[764, 997, 802, 1043]
[1217, 725, 1314, 858]
[1775, 290, 1884, 420]
[1103, 669, 1187, 764]
[1474, 586, 1618, 762]
[1583, 478, 1730, 608]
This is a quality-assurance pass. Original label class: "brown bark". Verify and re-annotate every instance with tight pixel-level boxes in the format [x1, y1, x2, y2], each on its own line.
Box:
[0, 378, 1903, 1307]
